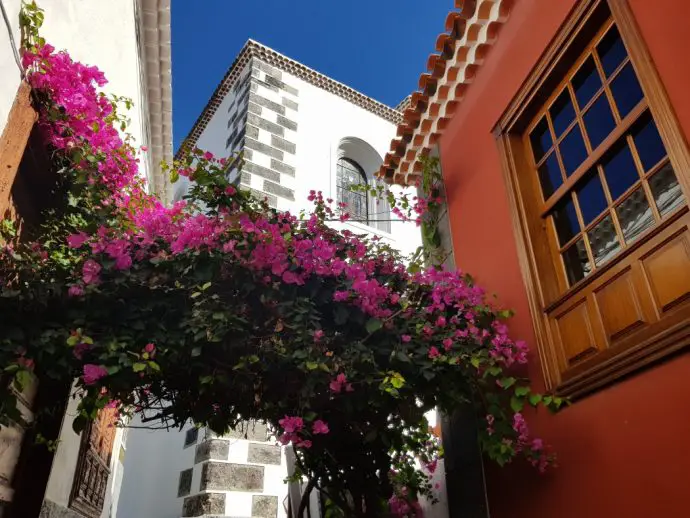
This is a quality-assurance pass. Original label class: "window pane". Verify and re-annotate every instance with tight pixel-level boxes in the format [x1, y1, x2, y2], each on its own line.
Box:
[601, 140, 639, 200]
[572, 57, 602, 108]
[530, 117, 552, 163]
[552, 197, 580, 247]
[632, 114, 667, 171]
[577, 171, 608, 225]
[597, 25, 627, 77]
[538, 152, 563, 199]
[559, 125, 588, 176]
[610, 63, 644, 118]
[562, 238, 591, 285]
[616, 188, 655, 244]
[550, 90, 576, 136]
[649, 163, 685, 217]
[583, 94, 616, 150]
[588, 214, 620, 267]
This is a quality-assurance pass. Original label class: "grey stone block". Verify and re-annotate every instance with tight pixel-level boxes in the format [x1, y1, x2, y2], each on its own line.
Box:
[250, 189, 278, 209]
[39, 499, 82, 518]
[245, 138, 284, 160]
[195, 439, 230, 464]
[223, 421, 269, 441]
[201, 462, 265, 492]
[185, 427, 199, 447]
[253, 495, 279, 518]
[254, 59, 282, 80]
[246, 124, 260, 140]
[270, 159, 295, 177]
[263, 75, 299, 97]
[264, 180, 295, 201]
[250, 81, 258, 93]
[244, 161, 280, 183]
[243, 148, 253, 161]
[252, 78, 280, 94]
[240, 171, 251, 186]
[282, 97, 299, 111]
[276, 115, 298, 132]
[247, 113, 285, 137]
[178, 468, 193, 497]
[270, 135, 296, 155]
[248, 443, 282, 465]
[249, 92, 286, 115]
[182, 493, 225, 517]
[248, 102, 262, 115]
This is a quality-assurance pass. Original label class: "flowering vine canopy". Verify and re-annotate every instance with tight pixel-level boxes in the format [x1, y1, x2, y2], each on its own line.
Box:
[0, 4, 563, 517]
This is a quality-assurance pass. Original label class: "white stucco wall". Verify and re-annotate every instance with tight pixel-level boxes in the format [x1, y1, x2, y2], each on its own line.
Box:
[0, 0, 152, 181]
[183, 57, 421, 258]
[117, 418, 197, 518]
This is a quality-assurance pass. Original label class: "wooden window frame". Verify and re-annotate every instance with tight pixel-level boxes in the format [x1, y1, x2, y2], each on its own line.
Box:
[0, 82, 37, 219]
[494, 0, 690, 398]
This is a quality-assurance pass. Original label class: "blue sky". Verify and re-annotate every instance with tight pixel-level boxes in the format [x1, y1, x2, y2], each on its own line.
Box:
[171, 1, 452, 150]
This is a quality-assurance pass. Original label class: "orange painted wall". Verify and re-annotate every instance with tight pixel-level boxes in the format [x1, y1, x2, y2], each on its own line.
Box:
[438, 1, 690, 517]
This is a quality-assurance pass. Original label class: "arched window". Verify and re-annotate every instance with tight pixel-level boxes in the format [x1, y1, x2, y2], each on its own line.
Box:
[336, 157, 368, 223]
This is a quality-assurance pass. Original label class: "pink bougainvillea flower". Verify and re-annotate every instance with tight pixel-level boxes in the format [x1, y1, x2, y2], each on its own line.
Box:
[428, 346, 440, 359]
[82, 259, 102, 285]
[329, 373, 350, 393]
[67, 232, 89, 249]
[68, 284, 84, 297]
[82, 364, 108, 385]
[297, 439, 312, 449]
[140, 145, 148, 152]
[401, 335, 412, 343]
[203, 151, 214, 160]
[225, 185, 236, 196]
[278, 415, 304, 433]
[73, 342, 92, 360]
[313, 329, 324, 342]
[442, 338, 453, 351]
[17, 356, 34, 370]
[312, 420, 329, 435]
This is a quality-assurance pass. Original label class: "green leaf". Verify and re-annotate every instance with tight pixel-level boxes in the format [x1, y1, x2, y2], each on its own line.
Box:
[132, 362, 147, 372]
[515, 385, 530, 397]
[72, 415, 87, 434]
[147, 361, 160, 371]
[365, 318, 383, 334]
[528, 394, 542, 406]
[510, 396, 523, 413]
[305, 361, 318, 371]
[200, 375, 214, 385]
[201, 282, 212, 291]
[500, 377, 516, 389]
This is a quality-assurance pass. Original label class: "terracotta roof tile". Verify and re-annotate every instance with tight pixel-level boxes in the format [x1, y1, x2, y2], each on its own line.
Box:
[378, 0, 513, 184]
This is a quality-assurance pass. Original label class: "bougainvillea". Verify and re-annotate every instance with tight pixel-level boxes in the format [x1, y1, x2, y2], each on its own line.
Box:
[0, 4, 563, 517]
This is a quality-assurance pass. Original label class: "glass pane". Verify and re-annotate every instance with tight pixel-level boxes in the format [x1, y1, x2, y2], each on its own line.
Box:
[530, 117, 552, 163]
[550, 90, 576, 136]
[588, 215, 621, 266]
[632, 114, 667, 171]
[562, 238, 591, 285]
[572, 57, 602, 108]
[610, 63, 644, 118]
[583, 94, 616, 150]
[616, 188, 655, 244]
[538, 152, 563, 199]
[597, 25, 627, 77]
[552, 196, 580, 247]
[577, 171, 608, 225]
[559, 125, 588, 176]
[649, 163, 685, 217]
[601, 140, 640, 200]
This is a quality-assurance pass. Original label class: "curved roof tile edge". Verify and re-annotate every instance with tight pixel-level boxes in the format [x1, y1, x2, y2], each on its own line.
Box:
[378, 0, 513, 185]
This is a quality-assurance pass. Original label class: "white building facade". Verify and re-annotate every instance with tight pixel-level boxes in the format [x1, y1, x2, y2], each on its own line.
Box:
[118, 41, 423, 518]
[0, 1, 172, 517]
